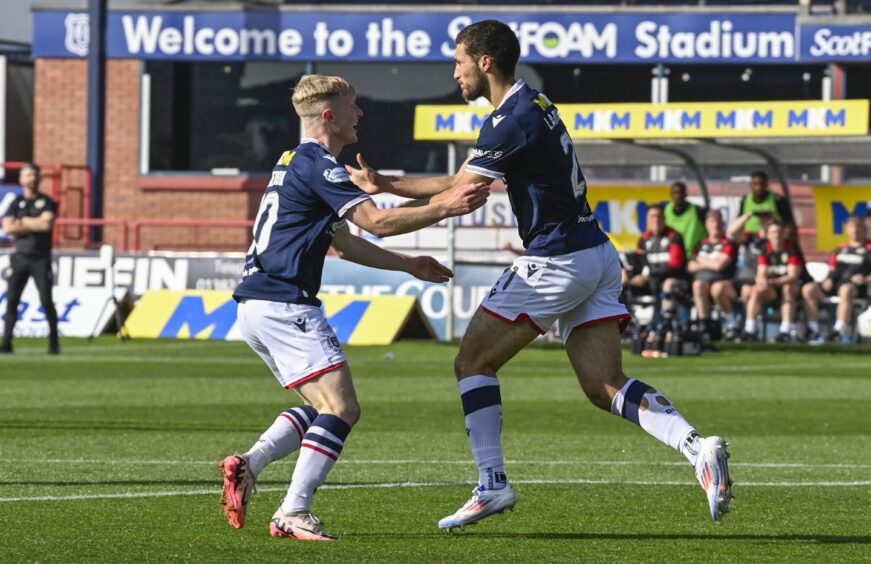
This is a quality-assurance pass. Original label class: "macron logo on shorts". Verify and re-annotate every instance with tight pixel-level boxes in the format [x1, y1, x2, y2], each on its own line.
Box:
[292, 316, 307, 332]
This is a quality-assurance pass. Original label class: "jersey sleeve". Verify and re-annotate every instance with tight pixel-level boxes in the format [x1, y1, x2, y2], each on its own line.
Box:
[668, 233, 686, 270]
[788, 251, 804, 268]
[312, 162, 371, 218]
[758, 253, 770, 267]
[721, 240, 737, 260]
[465, 116, 527, 179]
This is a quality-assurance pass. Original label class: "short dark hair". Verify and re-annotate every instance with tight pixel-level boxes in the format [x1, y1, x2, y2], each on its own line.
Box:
[20, 162, 40, 176]
[751, 171, 768, 182]
[455, 20, 520, 77]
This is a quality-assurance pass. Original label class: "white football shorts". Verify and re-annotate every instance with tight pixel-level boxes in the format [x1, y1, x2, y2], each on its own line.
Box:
[481, 241, 631, 344]
[236, 299, 347, 389]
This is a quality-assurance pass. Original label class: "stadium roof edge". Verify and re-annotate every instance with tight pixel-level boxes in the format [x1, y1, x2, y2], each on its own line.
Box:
[31, 2, 802, 14]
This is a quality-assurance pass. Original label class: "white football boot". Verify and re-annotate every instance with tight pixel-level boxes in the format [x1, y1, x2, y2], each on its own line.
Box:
[694, 436, 734, 521]
[438, 484, 517, 531]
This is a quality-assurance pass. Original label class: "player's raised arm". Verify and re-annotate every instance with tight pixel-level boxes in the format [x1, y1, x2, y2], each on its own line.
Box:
[343, 182, 489, 237]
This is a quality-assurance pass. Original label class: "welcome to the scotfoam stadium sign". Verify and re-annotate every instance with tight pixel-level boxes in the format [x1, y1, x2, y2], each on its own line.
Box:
[32, 10, 871, 63]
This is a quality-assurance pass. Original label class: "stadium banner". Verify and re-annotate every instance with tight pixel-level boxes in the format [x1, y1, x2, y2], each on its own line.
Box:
[587, 186, 671, 250]
[800, 23, 871, 62]
[0, 286, 122, 338]
[0, 186, 24, 242]
[33, 10, 807, 64]
[811, 185, 871, 250]
[122, 290, 435, 345]
[414, 100, 870, 141]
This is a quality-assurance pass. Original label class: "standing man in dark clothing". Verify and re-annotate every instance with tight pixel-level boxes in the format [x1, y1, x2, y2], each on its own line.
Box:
[664, 181, 707, 255]
[1, 163, 59, 354]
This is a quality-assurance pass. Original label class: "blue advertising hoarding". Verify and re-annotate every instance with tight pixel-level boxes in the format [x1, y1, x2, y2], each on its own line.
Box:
[799, 23, 871, 61]
[0, 186, 23, 242]
[34, 10, 814, 64]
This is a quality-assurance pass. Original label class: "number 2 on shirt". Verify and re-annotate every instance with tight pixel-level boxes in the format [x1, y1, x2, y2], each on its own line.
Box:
[560, 132, 587, 200]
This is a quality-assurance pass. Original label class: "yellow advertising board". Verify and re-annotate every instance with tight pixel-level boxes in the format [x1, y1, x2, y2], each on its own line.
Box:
[123, 290, 433, 345]
[587, 186, 671, 250]
[415, 100, 869, 141]
[812, 186, 871, 251]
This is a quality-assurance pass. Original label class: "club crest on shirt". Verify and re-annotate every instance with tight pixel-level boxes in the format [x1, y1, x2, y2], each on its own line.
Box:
[35, 199, 46, 209]
[323, 167, 350, 185]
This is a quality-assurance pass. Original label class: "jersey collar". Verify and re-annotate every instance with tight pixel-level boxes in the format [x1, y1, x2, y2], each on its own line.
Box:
[495, 80, 525, 111]
[300, 137, 332, 153]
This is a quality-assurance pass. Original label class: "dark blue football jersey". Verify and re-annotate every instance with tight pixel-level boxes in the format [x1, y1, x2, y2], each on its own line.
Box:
[466, 80, 608, 256]
[233, 139, 371, 305]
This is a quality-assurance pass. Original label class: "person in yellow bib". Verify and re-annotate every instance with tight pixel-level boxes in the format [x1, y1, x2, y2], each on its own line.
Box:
[739, 172, 795, 236]
[664, 182, 707, 255]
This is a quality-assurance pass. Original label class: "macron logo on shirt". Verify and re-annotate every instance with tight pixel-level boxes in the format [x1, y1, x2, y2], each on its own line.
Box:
[492, 115, 506, 127]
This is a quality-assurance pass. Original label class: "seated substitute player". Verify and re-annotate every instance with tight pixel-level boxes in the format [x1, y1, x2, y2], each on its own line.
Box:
[348, 20, 732, 529]
[740, 221, 803, 342]
[628, 205, 688, 326]
[801, 215, 870, 344]
[727, 209, 774, 333]
[218, 75, 489, 541]
[687, 210, 738, 341]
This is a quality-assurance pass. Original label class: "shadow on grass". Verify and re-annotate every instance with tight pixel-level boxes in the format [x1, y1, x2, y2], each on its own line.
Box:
[352, 532, 871, 544]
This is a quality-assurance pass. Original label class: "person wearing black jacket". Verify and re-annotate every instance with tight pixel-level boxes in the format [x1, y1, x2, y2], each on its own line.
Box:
[1, 163, 59, 354]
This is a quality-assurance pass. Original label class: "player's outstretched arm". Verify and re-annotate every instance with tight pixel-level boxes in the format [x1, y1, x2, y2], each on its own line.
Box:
[344, 182, 489, 237]
[331, 225, 453, 283]
[347, 154, 486, 198]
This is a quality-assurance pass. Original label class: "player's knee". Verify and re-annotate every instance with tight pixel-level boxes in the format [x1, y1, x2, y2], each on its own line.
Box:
[454, 350, 487, 379]
[335, 399, 362, 426]
[582, 379, 616, 411]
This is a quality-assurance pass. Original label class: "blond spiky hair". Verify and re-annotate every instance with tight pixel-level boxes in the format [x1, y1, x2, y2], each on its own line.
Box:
[292, 75, 356, 119]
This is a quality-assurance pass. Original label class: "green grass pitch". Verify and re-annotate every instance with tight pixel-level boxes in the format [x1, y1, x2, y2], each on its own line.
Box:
[1, 338, 870, 562]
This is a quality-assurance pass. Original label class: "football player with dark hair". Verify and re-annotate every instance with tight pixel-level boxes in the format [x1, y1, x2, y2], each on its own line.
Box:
[349, 19, 731, 529]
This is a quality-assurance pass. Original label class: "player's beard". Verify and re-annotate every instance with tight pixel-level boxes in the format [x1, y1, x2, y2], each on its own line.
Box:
[461, 73, 487, 102]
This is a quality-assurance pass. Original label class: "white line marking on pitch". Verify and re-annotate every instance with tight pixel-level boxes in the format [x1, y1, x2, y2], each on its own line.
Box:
[18, 459, 871, 469]
[2, 479, 870, 503]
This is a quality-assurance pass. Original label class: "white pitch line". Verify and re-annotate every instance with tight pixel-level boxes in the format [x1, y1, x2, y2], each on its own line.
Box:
[2, 478, 870, 503]
[17, 459, 871, 469]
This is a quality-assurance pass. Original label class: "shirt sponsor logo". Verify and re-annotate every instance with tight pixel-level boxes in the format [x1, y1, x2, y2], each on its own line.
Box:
[324, 167, 351, 184]
[470, 148, 504, 159]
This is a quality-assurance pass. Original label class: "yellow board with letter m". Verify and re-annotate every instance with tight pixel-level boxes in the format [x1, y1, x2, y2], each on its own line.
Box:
[415, 100, 869, 141]
[123, 290, 433, 345]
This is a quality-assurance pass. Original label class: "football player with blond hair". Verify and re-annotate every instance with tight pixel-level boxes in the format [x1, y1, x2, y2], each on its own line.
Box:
[219, 74, 489, 540]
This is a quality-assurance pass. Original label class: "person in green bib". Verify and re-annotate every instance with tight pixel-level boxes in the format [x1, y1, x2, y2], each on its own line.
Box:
[664, 182, 707, 255]
[739, 171, 795, 236]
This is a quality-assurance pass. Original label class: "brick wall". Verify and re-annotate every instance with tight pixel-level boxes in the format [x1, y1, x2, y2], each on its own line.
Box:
[33, 58, 258, 252]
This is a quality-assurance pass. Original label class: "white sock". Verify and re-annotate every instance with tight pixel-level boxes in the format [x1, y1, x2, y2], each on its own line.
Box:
[281, 414, 351, 513]
[611, 378, 699, 466]
[245, 406, 318, 477]
[779, 321, 793, 333]
[744, 319, 757, 333]
[808, 321, 820, 333]
[834, 319, 847, 333]
[459, 375, 507, 490]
